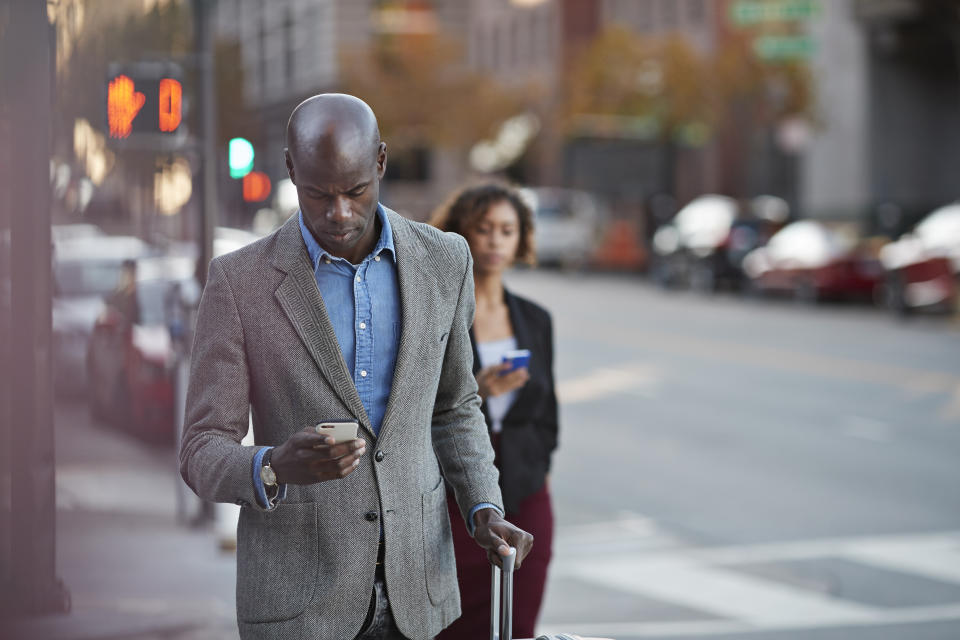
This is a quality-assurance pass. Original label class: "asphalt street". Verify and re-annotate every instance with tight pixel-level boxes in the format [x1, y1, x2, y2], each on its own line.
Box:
[507, 271, 960, 640]
[42, 270, 960, 640]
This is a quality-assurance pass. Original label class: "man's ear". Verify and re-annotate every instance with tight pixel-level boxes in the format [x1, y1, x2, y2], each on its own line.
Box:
[284, 148, 296, 184]
[376, 142, 387, 180]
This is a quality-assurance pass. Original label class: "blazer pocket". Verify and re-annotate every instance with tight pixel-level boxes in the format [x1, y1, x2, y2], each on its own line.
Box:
[421, 478, 457, 605]
[236, 502, 319, 623]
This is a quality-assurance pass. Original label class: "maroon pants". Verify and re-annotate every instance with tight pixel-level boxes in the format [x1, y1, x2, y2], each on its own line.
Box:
[437, 483, 554, 640]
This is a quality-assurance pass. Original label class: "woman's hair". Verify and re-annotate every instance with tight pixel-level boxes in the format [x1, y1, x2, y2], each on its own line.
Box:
[430, 182, 536, 265]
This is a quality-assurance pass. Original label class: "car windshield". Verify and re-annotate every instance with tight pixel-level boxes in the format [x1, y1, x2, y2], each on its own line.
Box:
[54, 260, 125, 297]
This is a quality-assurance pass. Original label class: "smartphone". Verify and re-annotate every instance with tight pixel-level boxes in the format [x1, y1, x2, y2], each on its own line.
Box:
[500, 349, 531, 374]
[315, 421, 360, 444]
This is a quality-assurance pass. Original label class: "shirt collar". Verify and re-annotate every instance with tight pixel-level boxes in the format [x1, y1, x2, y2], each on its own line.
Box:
[298, 204, 396, 269]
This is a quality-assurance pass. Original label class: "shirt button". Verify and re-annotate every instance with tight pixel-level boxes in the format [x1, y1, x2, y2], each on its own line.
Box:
[374, 255, 381, 262]
[359, 322, 367, 329]
[356, 276, 361, 283]
[324, 258, 331, 264]
[360, 370, 368, 377]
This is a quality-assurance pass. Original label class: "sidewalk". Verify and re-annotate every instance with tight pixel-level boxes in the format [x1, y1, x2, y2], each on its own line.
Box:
[9, 401, 239, 640]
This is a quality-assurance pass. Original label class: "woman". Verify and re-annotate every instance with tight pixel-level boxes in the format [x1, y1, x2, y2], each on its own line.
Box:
[432, 183, 559, 639]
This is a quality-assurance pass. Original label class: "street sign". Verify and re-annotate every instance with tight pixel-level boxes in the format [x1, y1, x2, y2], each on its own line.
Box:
[753, 35, 815, 60]
[731, 0, 820, 25]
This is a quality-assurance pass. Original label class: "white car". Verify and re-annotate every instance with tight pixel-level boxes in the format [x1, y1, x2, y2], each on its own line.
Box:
[521, 187, 605, 269]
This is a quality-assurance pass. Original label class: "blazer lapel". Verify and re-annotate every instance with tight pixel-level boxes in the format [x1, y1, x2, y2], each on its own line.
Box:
[501, 288, 534, 424]
[270, 215, 371, 433]
[377, 210, 430, 443]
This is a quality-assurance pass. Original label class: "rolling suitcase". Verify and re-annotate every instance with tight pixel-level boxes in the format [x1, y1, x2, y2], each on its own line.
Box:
[490, 548, 613, 640]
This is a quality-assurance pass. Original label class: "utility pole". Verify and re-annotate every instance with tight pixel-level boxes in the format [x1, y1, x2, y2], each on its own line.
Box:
[1, 0, 70, 617]
[194, 0, 218, 286]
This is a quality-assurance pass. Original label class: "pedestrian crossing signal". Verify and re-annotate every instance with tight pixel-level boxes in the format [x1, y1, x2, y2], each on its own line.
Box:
[106, 63, 185, 143]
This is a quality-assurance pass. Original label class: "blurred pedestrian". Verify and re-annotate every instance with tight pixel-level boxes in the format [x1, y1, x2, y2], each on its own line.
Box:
[432, 183, 559, 640]
[179, 94, 533, 640]
[106, 258, 139, 325]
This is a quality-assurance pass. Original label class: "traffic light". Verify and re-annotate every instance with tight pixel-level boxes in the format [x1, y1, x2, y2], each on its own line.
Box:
[105, 61, 185, 146]
[242, 171, 272, 202]
[229, 137, 254, 179]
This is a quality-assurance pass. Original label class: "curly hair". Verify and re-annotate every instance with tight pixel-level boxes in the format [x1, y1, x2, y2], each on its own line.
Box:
[430, 183, 536, 265]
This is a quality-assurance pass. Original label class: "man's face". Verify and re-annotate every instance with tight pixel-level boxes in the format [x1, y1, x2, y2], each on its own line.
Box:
[286, 142, 387, 263]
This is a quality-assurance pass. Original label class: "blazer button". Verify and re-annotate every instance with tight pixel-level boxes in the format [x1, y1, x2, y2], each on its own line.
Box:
[365, 511, 379, 522]
[375, 450, 385, 462]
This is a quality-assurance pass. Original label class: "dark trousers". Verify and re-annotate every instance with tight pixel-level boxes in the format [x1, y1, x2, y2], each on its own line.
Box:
[436, 483, 554, 640]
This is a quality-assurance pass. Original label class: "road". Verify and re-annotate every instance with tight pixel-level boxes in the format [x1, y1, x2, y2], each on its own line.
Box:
[508, 271, 960, 640]
[47, 270, 960, 640]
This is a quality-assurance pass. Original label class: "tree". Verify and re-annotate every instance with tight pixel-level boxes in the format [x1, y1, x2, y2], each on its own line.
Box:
[341, 32, 526, 154]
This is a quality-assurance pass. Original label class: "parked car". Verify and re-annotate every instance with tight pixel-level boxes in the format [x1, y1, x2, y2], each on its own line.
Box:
[742, 220, 884, 302]
[86, 227, 262, 443]
[521, 187, 605, 269]
[651, 195, 785, 292]
[52, 235, 151, 396]
[86, 255, 197, 442]
[879, 203, 960, 314]
[52, 223, 104, 244]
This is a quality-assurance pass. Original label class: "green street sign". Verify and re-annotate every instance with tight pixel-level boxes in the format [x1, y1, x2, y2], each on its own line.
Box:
[732, 0, 819, 25]
[753, 35, 815, 60]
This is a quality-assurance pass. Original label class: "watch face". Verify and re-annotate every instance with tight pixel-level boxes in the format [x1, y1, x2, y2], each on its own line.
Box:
[260, 464, 277, 486]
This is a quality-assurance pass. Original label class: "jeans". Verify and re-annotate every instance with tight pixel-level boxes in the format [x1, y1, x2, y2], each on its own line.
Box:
[353, 575, 412, 640]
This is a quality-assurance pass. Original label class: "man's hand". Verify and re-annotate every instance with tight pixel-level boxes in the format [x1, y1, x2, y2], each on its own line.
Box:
[271, 426, 366, 485]
[476, 363, 529, 401]
[472, 508, 534, 569]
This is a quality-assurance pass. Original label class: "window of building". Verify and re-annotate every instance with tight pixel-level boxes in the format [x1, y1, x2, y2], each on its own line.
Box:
[637, 0, 653, 30]
[661, 0, 676, 28]
[687, 0, 705, 24]
[285, 7, 295, 86]
[385, 147, 430, 182]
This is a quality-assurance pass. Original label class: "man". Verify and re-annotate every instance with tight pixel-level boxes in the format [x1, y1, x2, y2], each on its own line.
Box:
[179, 94, 533, 640]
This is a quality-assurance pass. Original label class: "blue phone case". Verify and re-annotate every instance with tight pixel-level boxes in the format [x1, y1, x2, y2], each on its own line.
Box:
[500, 349, 531, 373]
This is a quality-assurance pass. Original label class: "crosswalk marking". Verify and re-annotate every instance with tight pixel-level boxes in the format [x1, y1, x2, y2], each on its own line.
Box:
[557, 557, 878, 626]
[539, 604, 960, 638]
[845, 540, 960, 586]
[557, 363, 661, 405]
[544, 523, 960, 636]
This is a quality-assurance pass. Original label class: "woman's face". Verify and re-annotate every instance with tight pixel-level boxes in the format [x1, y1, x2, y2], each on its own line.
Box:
[466, 199, 521, 277]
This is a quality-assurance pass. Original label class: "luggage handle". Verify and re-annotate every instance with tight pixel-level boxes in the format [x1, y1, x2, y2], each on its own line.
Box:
[490, 546, 517, 640]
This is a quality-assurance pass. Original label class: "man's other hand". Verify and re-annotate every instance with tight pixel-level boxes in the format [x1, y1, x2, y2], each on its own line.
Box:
[271, 426, 366, 484]
[472, 508, 534, 569]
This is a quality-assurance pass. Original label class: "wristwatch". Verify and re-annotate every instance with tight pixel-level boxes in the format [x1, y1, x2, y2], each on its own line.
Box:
[260, 447, 278, 489]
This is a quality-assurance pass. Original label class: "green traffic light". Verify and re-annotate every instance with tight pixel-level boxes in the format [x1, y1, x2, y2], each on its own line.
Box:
[229, 137, 254, 179]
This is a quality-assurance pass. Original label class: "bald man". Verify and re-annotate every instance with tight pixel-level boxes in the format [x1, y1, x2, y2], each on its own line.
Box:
[180, 94, 533, 640]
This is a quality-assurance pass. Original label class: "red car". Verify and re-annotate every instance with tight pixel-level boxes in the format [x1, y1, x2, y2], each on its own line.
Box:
[879, 204, 960, 314]
[742, 220, 884, 302]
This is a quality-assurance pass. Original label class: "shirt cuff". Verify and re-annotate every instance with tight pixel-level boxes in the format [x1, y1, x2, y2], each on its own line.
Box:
[467, 502, 504, 537]
[252, 446, 287, 510]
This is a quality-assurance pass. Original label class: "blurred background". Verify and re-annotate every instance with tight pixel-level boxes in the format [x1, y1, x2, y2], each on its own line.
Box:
[1, 0, 959, 639]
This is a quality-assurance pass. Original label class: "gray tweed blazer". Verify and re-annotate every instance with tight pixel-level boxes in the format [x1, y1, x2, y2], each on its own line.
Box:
[179, 208, 503, 640]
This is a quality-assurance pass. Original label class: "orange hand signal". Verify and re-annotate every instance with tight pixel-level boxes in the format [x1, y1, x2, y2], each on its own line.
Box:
[107, 75, 145, 139]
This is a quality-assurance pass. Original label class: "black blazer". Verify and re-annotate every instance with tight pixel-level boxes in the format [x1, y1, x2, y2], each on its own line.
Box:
[470, 288, 559, 513]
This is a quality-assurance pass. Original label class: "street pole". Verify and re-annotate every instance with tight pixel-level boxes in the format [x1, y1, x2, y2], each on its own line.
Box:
[194, 0, 217, 286]
[188, 0, 218, 527]
[1, 0, 70, 616]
